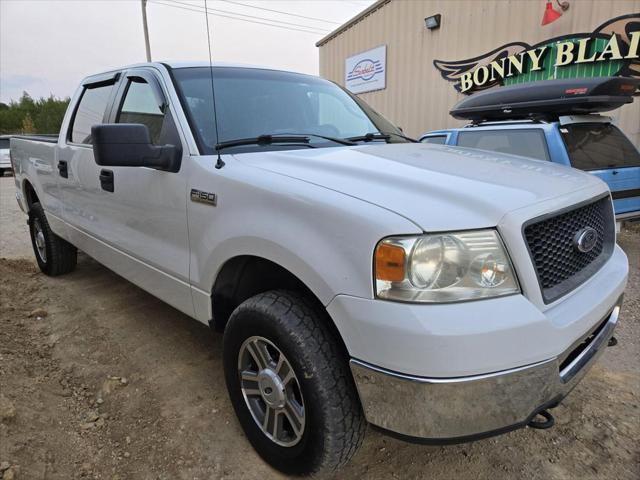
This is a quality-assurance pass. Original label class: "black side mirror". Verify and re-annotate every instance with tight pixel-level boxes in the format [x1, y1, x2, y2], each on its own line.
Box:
[92, 124, 180, 172]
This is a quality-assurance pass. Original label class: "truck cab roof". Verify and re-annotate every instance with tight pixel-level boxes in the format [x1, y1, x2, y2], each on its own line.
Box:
[83, 61, 309, 85]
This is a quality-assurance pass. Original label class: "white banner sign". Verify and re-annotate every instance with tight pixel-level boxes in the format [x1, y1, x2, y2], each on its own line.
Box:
[345, 45, 386, 94]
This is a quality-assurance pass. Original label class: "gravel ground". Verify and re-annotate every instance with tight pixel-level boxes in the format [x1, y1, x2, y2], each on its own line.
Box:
[0, 176, 638, 480]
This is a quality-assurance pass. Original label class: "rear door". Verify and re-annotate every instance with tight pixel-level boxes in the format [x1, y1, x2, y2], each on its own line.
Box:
[558, 123, 640, 217]
[57, 72, 121, 230]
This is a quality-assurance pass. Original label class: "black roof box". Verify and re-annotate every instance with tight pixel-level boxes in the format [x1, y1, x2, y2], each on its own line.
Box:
[450, 77, 639, 121]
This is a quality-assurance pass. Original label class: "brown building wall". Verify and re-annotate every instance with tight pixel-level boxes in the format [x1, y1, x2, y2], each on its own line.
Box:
[318, 0, 640, 146]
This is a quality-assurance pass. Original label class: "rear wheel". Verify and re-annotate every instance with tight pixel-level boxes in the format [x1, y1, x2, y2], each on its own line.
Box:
[223, 290, 366, 475]
[29, 202, 77, 276]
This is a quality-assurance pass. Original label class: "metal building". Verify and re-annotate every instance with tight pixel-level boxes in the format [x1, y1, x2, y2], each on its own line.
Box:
[317, 0, 640, 146]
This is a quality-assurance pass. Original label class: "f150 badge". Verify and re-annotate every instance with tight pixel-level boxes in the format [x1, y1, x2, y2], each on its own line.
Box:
[190, 189, 217, 206]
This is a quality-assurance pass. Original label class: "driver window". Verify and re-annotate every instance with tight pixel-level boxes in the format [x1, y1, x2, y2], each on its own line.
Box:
[117, 79, 165, 144]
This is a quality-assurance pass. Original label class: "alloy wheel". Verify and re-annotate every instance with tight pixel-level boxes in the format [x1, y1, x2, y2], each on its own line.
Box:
[33, 218, 47, 263]
[238, 336, 305, 447]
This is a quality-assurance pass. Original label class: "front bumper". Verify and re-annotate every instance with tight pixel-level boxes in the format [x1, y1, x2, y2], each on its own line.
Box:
[351, 302, 620, 441]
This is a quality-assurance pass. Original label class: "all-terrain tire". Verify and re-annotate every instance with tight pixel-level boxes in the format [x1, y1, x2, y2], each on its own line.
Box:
[223, 290, 366, 476]
[28, 202, 77, 276]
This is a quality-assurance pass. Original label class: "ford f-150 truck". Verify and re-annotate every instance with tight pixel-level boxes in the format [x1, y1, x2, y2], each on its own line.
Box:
[11, 62, 628, 476]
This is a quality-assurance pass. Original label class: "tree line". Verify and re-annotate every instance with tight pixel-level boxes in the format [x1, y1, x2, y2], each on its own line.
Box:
[0, 92, 70, 135]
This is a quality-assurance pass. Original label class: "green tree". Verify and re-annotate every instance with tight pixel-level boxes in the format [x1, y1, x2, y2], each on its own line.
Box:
[0, 92, 70, 135]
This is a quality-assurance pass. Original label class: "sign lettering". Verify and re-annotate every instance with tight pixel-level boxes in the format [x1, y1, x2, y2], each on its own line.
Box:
[345, 45, 387, 94]
[434, 14, 640, 94]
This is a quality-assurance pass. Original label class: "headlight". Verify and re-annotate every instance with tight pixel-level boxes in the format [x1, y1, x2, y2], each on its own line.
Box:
[374, 230, 519, 303]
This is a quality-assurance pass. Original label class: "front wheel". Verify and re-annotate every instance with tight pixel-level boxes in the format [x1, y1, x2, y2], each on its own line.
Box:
[223, 290, 366, 476]
[29, 202, 77, 276]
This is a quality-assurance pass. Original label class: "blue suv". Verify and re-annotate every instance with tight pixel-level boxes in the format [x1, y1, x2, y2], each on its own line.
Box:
[421, 78, 640, 222]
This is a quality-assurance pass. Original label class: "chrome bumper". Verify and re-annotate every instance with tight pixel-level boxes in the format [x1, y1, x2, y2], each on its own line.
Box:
[350, 303, 620, 442]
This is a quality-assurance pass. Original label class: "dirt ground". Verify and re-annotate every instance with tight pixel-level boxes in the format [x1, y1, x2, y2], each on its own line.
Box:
[0, 176, 638, 480]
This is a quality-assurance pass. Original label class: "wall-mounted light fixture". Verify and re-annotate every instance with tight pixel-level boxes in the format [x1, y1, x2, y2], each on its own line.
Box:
[424, 14, 441, 30]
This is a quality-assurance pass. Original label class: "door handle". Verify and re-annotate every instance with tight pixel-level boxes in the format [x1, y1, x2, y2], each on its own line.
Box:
[99, 169, 114, 192]
[58, 160, 68, 178]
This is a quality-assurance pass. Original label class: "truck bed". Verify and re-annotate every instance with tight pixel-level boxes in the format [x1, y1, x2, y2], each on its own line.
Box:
[10, 135, 61, 216]
[11, 134, 58, 144]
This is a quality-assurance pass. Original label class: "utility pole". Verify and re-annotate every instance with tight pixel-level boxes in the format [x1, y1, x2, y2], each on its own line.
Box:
[141, 0, 152, 62]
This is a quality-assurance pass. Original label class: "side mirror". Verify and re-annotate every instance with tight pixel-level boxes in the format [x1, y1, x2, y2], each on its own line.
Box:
[91, 124, 180, 172]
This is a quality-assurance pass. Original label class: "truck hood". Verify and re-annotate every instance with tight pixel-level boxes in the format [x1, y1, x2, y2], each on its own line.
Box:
[235, 143, 605, 231]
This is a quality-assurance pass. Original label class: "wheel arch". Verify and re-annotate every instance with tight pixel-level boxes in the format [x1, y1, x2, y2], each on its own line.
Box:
[22, 179, 40, 211]
[210, 255, 350, 358]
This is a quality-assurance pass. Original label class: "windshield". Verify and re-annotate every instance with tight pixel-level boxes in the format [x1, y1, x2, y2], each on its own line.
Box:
[0, 139, 9, 149]
[172, 67, 406, 153]
[561, 123, 640, 170]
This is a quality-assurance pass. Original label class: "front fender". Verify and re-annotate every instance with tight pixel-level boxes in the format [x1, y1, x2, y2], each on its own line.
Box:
[187, 156, 421, 322]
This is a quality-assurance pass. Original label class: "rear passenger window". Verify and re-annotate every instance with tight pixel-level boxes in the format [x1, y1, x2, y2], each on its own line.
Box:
[561, 123, 640, 170]
[70, 84, 114, 144]
[117, 79, 165, 144]
[457, 129, 549, 161]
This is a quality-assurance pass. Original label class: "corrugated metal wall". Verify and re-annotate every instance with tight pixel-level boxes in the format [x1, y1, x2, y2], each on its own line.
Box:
[318, 0, 640, 146]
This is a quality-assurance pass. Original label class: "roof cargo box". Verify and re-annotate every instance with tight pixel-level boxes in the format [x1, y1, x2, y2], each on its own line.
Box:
[450, 77, 639, 121]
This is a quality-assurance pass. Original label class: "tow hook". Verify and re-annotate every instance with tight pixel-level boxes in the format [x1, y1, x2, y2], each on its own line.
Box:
[527, 410, 555, 430]
[608, 336, 618, 347]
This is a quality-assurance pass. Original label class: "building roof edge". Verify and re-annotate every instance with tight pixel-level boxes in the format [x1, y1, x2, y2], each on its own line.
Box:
[315, 0, 391, 48]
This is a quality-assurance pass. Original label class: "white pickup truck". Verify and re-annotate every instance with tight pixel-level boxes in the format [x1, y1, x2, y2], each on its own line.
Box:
[11, 62, 628, 475]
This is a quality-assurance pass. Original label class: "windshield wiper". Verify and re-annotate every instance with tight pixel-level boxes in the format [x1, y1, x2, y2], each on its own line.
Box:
[215, 134, 312, 152]
[346, 131, 418, 143]
[276, 132, 357, 146]
[347, 132, 391, 143]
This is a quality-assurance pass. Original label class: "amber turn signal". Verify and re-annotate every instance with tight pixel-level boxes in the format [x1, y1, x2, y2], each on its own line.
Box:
[375, 242, 406, 282]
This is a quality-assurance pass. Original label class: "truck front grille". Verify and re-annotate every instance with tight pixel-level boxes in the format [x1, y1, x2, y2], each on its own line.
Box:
[523, 195, 615, 304]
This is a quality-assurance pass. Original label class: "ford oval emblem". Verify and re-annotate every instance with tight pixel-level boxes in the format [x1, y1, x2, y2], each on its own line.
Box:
[573, 227, 598, 253]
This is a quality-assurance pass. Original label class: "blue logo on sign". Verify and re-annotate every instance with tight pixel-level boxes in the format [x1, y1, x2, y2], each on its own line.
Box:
[347, 59, 384, 82]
